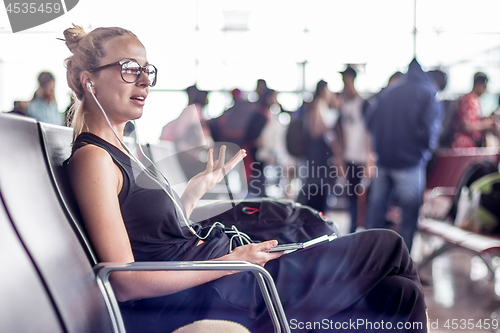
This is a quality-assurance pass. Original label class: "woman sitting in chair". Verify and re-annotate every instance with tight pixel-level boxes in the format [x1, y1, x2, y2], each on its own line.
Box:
[64, 24, 427, 332]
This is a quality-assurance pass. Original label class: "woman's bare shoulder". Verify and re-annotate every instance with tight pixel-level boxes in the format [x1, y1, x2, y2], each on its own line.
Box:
[69, 144, 114, 171]
[68, 143, 119, 188]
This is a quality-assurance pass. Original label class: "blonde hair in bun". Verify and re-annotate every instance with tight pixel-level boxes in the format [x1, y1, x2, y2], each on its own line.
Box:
[63, 24, 136, 140]
[63, 24, 88, 53]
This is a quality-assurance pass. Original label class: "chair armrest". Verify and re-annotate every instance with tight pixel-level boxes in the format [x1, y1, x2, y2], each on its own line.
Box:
[94, 260, 290, 333]
[428, 187, 457, 200]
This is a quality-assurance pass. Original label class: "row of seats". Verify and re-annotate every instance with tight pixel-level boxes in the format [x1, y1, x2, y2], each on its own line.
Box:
[418, 148, 500, 275]
[0, 113, 289, 333]
[426, 147, 500, 192]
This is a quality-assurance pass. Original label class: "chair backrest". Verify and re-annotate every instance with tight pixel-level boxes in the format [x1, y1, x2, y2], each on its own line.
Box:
[426, 148, 500, 190]
[0, 193, 63, 333]
[0, 114, 113, 333]
[38, 122, 98, 265]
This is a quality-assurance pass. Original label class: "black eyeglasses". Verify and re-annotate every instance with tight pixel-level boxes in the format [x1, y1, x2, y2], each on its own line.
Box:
[89, 60, 157, 87]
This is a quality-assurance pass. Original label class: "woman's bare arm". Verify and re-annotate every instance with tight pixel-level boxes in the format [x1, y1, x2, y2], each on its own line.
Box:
[463, 116, 495, 133]
[68, 145, 279, 302]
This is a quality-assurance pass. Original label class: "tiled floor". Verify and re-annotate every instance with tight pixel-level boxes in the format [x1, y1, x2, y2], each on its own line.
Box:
[420, 247, 500, 333]
[328, 210, 500, 333]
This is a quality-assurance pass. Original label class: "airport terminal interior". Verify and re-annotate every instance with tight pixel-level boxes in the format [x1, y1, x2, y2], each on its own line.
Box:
[2, 0, 500, 332]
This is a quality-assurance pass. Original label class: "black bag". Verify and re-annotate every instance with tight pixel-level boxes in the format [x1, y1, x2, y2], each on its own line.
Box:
[448, 161, 498, 221]
[194, 198, 338, 244]
[455, 172, 500, 235]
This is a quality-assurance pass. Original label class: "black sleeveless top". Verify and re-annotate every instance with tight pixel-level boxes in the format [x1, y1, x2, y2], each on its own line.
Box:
[68, 133, 230, 262]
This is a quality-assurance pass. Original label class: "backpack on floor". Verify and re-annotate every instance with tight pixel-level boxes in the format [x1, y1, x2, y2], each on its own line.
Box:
[448, 161, 498, 221]
[455, 172, 500, 235]
[193, 198, 338, 244]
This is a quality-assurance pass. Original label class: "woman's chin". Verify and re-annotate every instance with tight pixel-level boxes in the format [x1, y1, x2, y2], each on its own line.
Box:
[130, 108, 144, 120]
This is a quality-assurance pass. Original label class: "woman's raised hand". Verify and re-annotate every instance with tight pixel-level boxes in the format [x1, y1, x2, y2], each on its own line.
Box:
[193, 145, 246, 193]
[180, 145, 246, 216]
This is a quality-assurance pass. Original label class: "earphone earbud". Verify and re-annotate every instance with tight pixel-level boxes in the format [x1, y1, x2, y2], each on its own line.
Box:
[86, 80, 94, 94]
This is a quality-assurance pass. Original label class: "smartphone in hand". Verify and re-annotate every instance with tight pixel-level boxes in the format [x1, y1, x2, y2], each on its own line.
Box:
[265, 243, 304, 252]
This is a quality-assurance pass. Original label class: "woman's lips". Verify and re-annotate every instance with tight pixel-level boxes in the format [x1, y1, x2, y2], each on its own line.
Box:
[130, 95, 146, 106]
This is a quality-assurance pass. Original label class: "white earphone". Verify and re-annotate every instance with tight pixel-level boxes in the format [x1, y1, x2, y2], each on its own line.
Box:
[86, 80, 94, 94]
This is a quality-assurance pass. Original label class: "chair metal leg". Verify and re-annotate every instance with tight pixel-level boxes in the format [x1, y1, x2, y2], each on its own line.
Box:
[418, 243, 456, 270]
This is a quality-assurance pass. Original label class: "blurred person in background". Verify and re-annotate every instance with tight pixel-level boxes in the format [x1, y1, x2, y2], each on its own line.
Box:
[160, 85, 212, 146]
[335, 65, 373, 233]
[27, 71, 64, 125]
[6, 100, 30, 117]
[451, 72, 497, 148]
[209, 88, 255, 147]
[246, 89, 278, 197]
[364, 71, 404, 107]
[352, 70, 406, 231]
[160, 85, 213, 179]
[365, 58, 444, 251]
[363, 71, 404, 111]
[427, 69, 448, 94]
[386, 71, 404, 87]
[255, 79, 268, 102]
[256, 98, 296, 196]
[209, 85, 278, 198]
[297, 80, 338, 212]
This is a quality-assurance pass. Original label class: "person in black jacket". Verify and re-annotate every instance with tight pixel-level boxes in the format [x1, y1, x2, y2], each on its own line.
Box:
[365, 58, 444, 251]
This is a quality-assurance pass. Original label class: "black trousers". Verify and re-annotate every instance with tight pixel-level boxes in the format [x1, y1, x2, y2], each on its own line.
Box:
[122, 230, 426, 333]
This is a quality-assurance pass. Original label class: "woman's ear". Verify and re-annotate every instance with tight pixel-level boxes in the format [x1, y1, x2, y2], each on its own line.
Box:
[80, 71, 95, 95]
